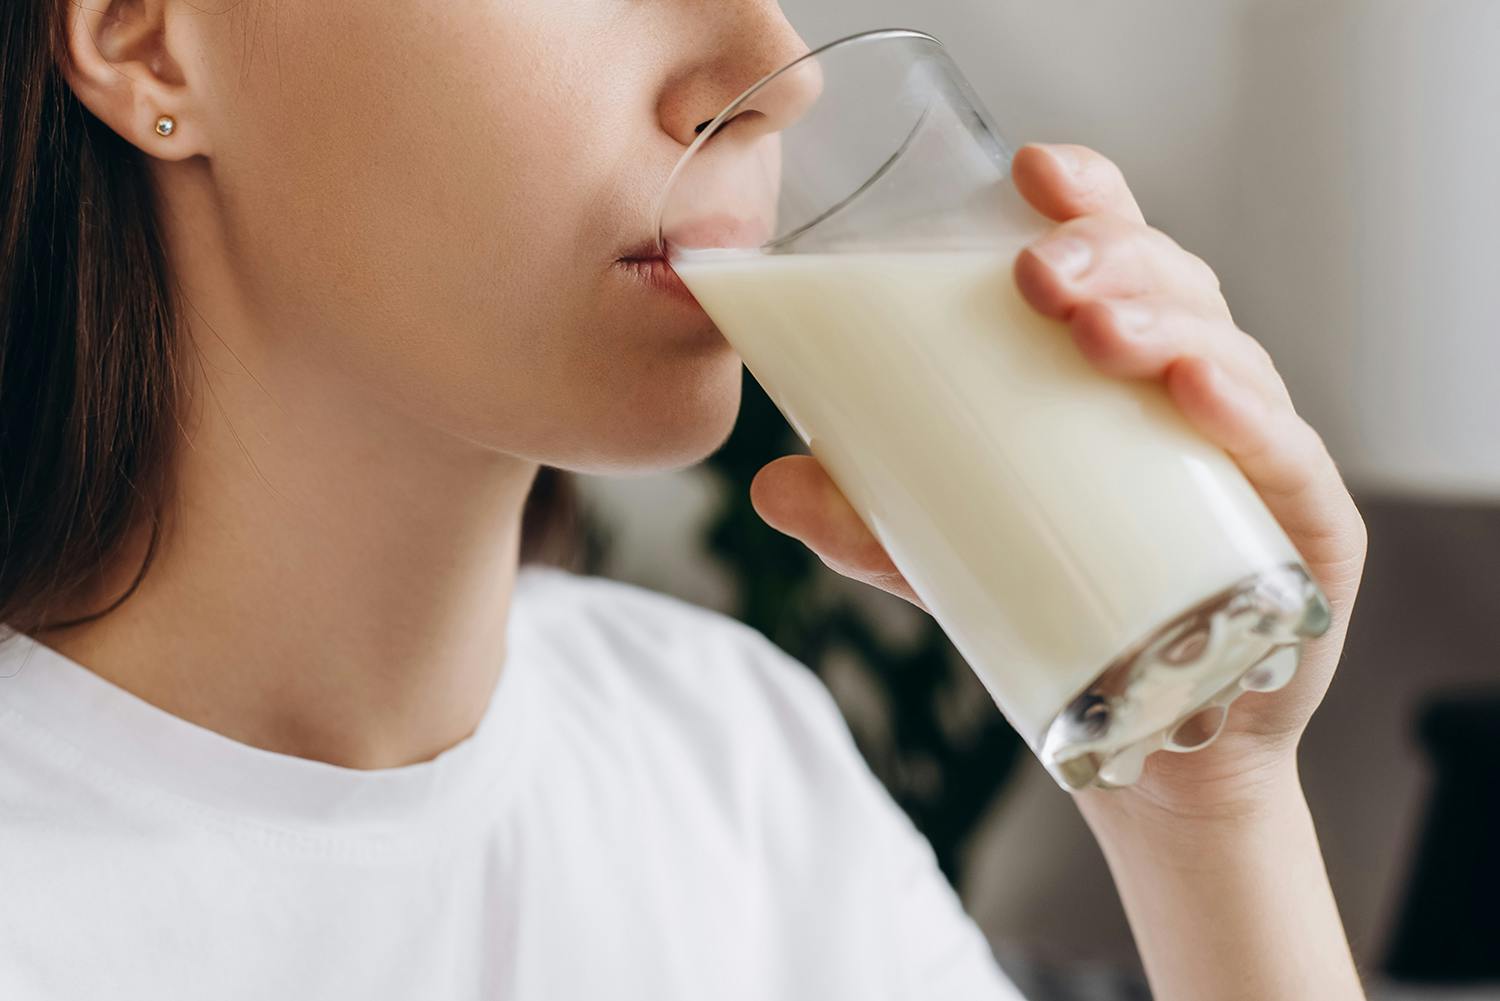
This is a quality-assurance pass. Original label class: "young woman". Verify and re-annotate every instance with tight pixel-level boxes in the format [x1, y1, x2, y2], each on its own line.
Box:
[0, 2, 1369, 998]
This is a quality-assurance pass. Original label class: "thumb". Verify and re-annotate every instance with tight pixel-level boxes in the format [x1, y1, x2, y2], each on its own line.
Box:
[749, 455, 927, 610]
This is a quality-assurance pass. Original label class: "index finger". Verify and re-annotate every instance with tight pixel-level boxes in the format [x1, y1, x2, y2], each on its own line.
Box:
[1011, 143, 1147, 225]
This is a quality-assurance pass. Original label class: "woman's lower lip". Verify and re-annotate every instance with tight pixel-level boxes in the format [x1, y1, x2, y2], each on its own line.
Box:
[614, 256, 699, 304]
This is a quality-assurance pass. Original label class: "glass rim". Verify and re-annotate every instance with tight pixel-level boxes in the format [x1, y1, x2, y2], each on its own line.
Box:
[652, 27, 946, 255]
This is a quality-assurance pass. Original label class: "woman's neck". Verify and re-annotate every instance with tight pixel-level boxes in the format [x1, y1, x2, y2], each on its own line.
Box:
[39, 309, 540, 771]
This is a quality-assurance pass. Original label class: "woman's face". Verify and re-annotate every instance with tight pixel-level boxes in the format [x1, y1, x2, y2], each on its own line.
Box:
[178, 1, 810, 474]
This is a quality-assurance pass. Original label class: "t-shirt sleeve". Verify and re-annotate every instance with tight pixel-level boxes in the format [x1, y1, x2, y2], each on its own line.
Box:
[729, 622, 1029, 1001]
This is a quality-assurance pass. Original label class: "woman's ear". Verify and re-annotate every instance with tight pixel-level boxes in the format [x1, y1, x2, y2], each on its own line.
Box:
[60, 0, 208, 161]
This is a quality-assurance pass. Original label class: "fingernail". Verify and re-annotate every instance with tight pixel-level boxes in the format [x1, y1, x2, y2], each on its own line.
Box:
[1107, 300, 1154, 334]
[1030, 236, 1093, 281]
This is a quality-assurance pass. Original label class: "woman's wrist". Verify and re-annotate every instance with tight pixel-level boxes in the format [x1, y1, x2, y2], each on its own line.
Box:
[1073, 752, 1366, 1001]
[1073, 745, 1304, 850]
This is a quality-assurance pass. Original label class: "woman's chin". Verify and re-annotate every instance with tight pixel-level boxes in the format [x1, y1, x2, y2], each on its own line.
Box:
[585, 367, 745, 475]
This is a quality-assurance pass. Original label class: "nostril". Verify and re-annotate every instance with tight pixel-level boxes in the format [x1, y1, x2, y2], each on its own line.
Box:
[693, 109, 760, 141]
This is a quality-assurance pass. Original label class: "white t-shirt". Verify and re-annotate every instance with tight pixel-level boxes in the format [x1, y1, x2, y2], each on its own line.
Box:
[0, 564, 1024, 1000]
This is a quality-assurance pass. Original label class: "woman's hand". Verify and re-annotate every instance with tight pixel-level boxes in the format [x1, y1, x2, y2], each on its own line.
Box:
[748, 142, 1368, 820]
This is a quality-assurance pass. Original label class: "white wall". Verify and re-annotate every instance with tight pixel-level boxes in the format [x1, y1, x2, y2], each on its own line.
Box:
[1230, 1, 1500, 499]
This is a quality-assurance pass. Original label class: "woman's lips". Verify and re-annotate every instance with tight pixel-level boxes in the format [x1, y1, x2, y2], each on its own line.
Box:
[614, 251, 697, 304]
[614, 216, 769, 304]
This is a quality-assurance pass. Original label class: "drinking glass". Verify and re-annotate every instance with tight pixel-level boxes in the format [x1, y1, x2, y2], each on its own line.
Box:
[655, 29, 1331, 790]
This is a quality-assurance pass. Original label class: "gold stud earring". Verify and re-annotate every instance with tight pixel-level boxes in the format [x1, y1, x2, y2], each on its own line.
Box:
[155, 116, 176, 137]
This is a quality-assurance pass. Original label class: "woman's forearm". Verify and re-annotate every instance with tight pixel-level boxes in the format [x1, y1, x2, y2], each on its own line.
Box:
[1075, 760, 1366, 1001]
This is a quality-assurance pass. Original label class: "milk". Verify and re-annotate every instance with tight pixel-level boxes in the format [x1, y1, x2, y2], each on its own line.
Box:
[674, 249, 1306, 755]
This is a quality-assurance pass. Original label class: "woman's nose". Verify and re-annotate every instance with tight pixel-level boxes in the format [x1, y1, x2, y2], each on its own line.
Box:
[657, 3, 820, 148]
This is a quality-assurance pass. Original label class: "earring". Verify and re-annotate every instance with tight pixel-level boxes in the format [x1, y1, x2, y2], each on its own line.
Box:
[155, 116, 176, 137]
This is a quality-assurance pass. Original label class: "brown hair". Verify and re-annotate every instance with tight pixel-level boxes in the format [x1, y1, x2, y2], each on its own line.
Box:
[1, 1, 578, 637]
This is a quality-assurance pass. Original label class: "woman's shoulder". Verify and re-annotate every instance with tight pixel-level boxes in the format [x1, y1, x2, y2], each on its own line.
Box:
[512, 563, 821, 694]
[514, 562, 743, 638]
[511, 563, 857, 770]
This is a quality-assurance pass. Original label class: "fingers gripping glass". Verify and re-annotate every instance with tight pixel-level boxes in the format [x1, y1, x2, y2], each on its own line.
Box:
[654, 29, 1331, 792]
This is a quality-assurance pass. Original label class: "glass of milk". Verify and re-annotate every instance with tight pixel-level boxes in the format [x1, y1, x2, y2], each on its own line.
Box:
[655, 29, 1332, 791]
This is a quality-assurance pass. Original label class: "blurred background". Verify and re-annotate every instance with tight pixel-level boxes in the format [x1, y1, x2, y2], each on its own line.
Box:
[546, 2, 1500, 998]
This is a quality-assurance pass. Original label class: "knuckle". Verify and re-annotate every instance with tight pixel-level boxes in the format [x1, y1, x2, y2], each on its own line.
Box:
[1241, 333, 1280, 379]
[1239, 412, 1317, 490]
[1111, 225, 1168, 292]
[1073, 298, 1118, 329]
[1129, 223, 1177, 262]
[1066, 147, 1131, 210]
[1072, 300, 1131, 356]
[1247, 334, 1275, 367]
[1064, 215, 1144, 261]
[1282, 418, 1332, 479]
[1297, 416, 1331, 456]
[1066, 143, 1108, 167]
[1187, 253, 1223, 293]
[1099, 156, 1130, 195]
[1146, 228, 1223, 292]
[1056, 213, 1110, 241]
[1076, 145, 1123, 184]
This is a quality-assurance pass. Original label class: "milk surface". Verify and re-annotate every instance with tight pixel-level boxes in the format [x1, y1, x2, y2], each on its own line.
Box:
[674, 250, 1303, 745]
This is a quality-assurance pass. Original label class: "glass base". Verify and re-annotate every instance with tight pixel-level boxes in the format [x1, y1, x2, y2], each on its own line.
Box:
[1039, 562, 1332, 791]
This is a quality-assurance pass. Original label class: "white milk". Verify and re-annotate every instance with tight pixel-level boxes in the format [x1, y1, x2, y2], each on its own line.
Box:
[674, 249, 1305, 754]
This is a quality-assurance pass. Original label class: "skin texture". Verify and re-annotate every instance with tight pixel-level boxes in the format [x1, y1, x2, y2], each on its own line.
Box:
[49, 3, 1366, 996]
